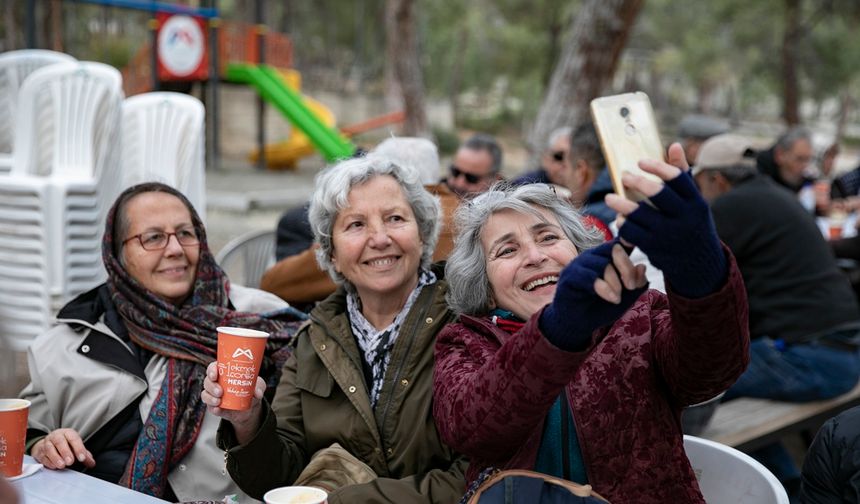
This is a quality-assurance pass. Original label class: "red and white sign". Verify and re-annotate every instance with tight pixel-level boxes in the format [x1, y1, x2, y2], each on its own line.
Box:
[156, 13, 208, 81]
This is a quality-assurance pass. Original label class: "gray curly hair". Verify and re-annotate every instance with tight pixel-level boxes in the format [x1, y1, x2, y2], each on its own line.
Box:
[446, 183, 604, 316]
[309, 154, 442, 289]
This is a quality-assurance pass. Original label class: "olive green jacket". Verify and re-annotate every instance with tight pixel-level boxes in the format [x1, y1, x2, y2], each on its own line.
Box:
[218, 266, 468, 503]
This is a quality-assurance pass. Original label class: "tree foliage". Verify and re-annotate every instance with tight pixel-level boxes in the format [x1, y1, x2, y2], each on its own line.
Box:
[3, 0, 859, 137]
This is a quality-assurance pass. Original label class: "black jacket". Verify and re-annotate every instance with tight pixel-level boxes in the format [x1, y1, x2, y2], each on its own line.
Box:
[710, 175, 860, 343]
[801, 405, 860, 503]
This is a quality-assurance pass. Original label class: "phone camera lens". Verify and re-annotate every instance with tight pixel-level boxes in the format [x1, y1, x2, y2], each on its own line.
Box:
[620, 106, 630, 118]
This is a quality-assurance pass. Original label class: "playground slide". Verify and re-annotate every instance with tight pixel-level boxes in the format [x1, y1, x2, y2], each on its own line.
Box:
[226, 63, 355, 166]
[250, 87, 337, 169]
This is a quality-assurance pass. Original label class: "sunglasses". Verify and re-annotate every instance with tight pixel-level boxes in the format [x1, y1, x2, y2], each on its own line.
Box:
[449, 165, 484, 185]
[551, 151, 565, 162]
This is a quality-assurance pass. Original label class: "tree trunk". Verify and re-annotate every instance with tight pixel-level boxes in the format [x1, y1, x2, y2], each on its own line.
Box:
[3, 2, 14, 50]
[49, 0, 62, 51]
[542, 6, 564, 88]
[528, 0, 644, 161]
[385, 0, 429, 138]
[835, 91, 853, 144]
[782, 0, 801, 126]
[447, 25, 469, 122]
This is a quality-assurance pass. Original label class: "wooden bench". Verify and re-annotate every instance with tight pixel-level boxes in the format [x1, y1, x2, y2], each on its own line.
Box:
[700, 381, 860, 452]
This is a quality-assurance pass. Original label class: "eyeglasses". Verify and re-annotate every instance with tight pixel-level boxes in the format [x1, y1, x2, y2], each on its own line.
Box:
[122, 228, 199, 251]
[449, 165, 484, 185]
[551, 151, 566, 162]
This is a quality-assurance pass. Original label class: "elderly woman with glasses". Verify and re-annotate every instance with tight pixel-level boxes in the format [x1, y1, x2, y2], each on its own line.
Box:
[20, 182, 300, 501]
[202, 155, 468, 503]
[433, 145, 750, 503]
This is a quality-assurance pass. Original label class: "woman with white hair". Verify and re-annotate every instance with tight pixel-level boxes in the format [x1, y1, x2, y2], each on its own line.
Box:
[433, 145, 750, 502]
[203, 154, 467, 503]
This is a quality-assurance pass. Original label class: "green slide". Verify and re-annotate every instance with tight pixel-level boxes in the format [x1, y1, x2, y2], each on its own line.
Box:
[227, 63, 356, 162]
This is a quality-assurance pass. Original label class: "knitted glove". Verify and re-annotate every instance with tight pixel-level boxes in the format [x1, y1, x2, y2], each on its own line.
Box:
[617, 171, 726, 298]
[539, 240, 648, 352]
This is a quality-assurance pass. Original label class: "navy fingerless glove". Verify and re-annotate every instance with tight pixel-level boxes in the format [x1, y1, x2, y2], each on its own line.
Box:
[618, 171, 727, 299]
[539, 240, 648, 352]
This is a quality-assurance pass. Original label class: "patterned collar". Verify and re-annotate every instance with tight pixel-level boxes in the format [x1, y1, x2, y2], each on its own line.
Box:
[346, 269, 436, 408]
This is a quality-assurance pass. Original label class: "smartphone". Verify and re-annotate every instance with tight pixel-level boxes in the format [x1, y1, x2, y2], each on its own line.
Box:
[590, 92, 665, 202]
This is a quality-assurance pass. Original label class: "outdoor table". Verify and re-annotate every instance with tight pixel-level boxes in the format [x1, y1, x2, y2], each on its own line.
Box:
[11, 455, 170, 503]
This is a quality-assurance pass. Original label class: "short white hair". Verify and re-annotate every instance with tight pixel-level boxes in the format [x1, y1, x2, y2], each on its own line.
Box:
[373, 136, 440, 185]
[309, 154, 442, 288]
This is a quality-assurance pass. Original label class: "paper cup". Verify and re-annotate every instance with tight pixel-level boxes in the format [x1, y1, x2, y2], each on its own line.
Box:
[0, 399, 30, 478]
[263, 486, 328, 504]
[216, 327, 269, 410]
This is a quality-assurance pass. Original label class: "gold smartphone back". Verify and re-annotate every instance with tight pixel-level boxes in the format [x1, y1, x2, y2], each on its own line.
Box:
[590, 92, 665, 201]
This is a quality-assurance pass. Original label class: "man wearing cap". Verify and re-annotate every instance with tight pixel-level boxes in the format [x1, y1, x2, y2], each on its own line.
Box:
[693, 133, 860, 491]
[677, 114, 730, 168]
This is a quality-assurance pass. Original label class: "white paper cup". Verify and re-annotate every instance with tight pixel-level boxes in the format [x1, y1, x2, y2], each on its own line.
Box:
[263, 486, 328, 504]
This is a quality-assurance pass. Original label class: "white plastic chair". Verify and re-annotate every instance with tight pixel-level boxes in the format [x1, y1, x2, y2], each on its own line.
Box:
[0, 61, 123, 350]
[0, 49, 77, 173]
[684, 435, 789, 503]
[121, 92, 207, 222]
[215, 230, 277, 289]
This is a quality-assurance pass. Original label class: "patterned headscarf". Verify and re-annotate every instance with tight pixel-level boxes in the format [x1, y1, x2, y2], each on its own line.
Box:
[102, 182, 302, 498]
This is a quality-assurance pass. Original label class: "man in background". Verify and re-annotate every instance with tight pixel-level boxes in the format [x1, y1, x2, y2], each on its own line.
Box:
[757, 126, 815, 194]
[693, 133, 860, 493]
[564, 122, 615, 227]
[677, 114, 730, 167]
[445, 133, 503, 197]
[512, 126, 571, 187]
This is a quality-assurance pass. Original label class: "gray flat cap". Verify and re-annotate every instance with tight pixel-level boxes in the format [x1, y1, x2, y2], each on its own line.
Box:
[678, 114, 730, 140]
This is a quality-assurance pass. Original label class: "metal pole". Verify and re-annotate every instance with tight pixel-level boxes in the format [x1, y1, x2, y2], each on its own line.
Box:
[26, 0, 37, 48]
[208, 0, 221, 171]
[149, 16, 159, 91]
[255, 0, 266, 171]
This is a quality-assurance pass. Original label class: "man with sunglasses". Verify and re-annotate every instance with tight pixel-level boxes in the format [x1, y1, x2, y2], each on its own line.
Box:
[511, 126, 571, 187]
[445, 133, 503, 198]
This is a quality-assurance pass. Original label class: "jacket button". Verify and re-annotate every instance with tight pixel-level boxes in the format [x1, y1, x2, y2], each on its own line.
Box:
[400, 379, 409, 387]
[425, 317, 433, 324]
[386, 448, 393, 456]
[81, 345, 90, 353]
[179, 464, 187, 471]
[320, 344, 327, 351]
[348, 386, 356, 393]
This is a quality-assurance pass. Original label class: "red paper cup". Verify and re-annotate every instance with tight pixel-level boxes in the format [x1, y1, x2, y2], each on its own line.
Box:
[216, 327, 269, 410]
[0, 399, 30, 478]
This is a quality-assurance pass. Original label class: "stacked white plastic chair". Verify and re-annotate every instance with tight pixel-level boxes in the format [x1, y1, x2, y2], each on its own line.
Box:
[0, 49, 77, 174]
[0, 61, 123, 351]
[121, 92, 207, 223]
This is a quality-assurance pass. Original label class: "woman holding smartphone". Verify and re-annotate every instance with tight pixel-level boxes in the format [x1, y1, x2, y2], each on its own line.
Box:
[433, 144, 750, 503]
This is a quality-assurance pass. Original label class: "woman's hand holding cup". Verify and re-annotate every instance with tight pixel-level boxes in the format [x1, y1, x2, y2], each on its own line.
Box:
[202, 361, 266, 443]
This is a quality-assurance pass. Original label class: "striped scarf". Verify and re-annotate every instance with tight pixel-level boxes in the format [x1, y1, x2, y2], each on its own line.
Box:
[102, 183, 303, 498]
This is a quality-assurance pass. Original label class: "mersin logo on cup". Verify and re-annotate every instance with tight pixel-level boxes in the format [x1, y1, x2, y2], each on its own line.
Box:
[232, 348, 254, 360]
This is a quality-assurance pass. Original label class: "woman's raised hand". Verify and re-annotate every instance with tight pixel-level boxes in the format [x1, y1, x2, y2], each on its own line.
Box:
[605, 143, 727, 298]
[540, 240, 648, 352]
[31, 428, 95, 470]
[201, 361, 266, 443]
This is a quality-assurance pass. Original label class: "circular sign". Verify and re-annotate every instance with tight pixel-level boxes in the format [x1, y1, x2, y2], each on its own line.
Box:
[157, 15, 205, 77]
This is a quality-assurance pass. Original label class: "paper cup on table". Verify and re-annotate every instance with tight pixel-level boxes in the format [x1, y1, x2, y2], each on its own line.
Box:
[0, 399, 30, 478]
[216, 327, 269, 410]
[830, 211, 848, 240]
[264, 486, 328, 504]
